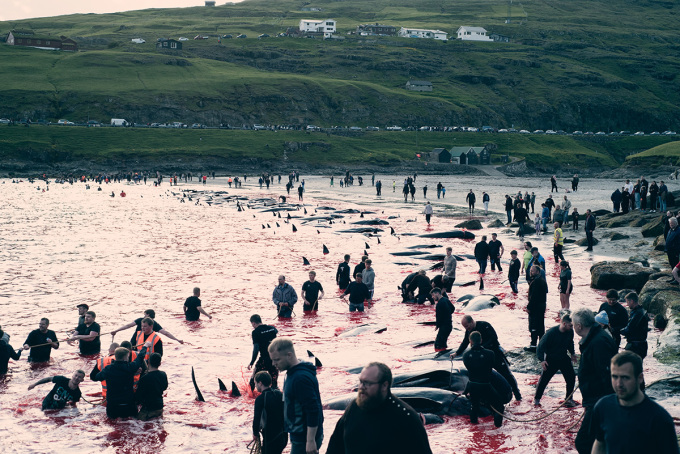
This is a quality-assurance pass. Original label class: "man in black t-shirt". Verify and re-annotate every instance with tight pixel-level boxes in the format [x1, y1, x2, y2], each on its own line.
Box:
[248, 314, 279, 390]
[68, 311, 100, 355]
[29, 370, 85, 410]
[301, 271, 325, 312]
[336, 254, 351, 290]
[597, 289, 628, 347]
[136, 352, 168, 421]
[110, 309, 184, 345]
[488, 233, 504, 272]
[184, 287, 212, 321]
[591, 351, 679, 454]
[23, 318, 59, 362]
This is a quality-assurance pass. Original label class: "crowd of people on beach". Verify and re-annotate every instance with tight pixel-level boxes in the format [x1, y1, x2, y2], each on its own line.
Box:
[2, 171, 679, 454]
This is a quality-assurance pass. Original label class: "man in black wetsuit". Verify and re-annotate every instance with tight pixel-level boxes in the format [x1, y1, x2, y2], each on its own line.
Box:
[184, 287, 213, 321]
[466, 189, 476, 214]
[431, 288, 454, 352]
[406, 270, 433, 305]
[23, 318, 59, 363]
[94, 343, 150, 418]
[136, 352, 168, 421]
[621, 292, 650, 359]
[452, 315, 522, 401]
[526, 265, 548, 351]
[463, 331, 505, 427]
[488, 233, 504, 272]
[534, 313, 577, 407]
[326, 362, 433, 454]
[110, 309, 184, 345]
[248, 314, 279, 390]
[252, 371, 287, 454]
[336, 254, 351, 290]
[597, 289, 628, 348]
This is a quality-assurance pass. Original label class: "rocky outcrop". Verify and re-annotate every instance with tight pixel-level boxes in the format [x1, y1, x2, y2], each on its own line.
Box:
[487, 219, 505, 228]
[455, 219, 483, 230]
[654, 235, 666, 251]
[628, 255, 650, 267]
[641, 217, 665, 238]
[576, 237, 599, 247]
[590, 261, 656, 292]
[638, 277, 680, 315]
[654, 314, 680, 364]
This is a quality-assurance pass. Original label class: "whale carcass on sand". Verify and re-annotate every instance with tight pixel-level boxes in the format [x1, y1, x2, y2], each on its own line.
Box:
[419, 231, 476, 239]
[457, 294, 501, 312]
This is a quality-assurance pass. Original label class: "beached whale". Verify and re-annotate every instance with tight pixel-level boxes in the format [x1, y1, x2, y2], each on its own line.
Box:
[417, 254, 446, 261]
[352, 219, 390, 225]
[336, 323, 387, 337]
[419, 231, 476, 239]
[407, 244, 443, 249]
[391, 251, 428, 256]
[338, 228, 383, 234]
[393, 369, 469, 393]
[457, 294, 500, 312]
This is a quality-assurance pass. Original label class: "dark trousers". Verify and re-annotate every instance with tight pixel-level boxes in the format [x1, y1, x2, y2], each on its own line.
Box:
[263, 432, 288, 454]
[106, 402, 137, 419]
[425, 214, 431, 224]
[443, 278, 454, 293]
[276, 304, 293, 318]
[625, 341, 648, 359]
[477, 259, 487, 274]
[529, 314, 545, 346]
[575, 405, 596, 454]
[434, 325, 452, 350]
[469, 202, 474, 214]
[554, 244, 565, 262]
[467, 382, 504, 424]
[586, 231, 594, 250]
[668, 253, 679, 270]
[534, 356, 576, 400]
[509, 279, 518, 293]
[417, 292, 434, 305]
[506, 210, 512, 224]
[531, 202, 535, 213]
[490, 256, 502, 271]
[491, 348, 520, 396]
[518, 222, 525, 236]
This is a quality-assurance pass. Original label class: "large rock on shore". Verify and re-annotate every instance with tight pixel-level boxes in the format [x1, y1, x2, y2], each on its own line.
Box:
[590, 261, 656, 292]
[455, 219, 483, 230]
[654, 235, 666, 251]
[576, 237, 599, 247]
[639, 278, 680, 315]
[487, 219, 505, 228]
[654, 315, 680, 364]
[641, 218, 665, 238]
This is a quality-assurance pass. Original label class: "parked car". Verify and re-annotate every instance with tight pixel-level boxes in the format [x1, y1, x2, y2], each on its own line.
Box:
[508, 128, 518, 133]
[258, 34, 270, 39]
[533, 129, 544, 134]
[178, 37, 189, 41]
[519, 129, 530, 134]
[546, 130, 557, 134]
[498, 128, 509, 133]
[349, 126, 362, 131]
[572, 130, 583, 135]
[386, 126, 403, 131]
[595, 131, 606, 135]
[191, 123, 204, 129]
[650, 131, 660, 135]
[194, 35, 209, 40]
[0, 118, 10, 124]
[236, 34, 247, 39]
[584, 131, 594, 135]
[131, 38, 145, 44]
[663, 130, 677, 135]
[366, 126, 379, 131]
[87, 120, 101, 127]
[619, 131, 631, 135]
[57, 119, 74, 125]
[634, 131, 645, 136]
[222, 34, 233, 39]
[253, 124, 266, 130]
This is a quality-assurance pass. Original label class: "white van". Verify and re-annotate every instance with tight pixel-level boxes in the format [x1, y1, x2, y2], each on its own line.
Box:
[111, 119, 128, 127]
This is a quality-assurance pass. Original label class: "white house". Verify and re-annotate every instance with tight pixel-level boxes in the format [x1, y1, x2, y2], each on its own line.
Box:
[456, 26, 492, 41]
[398, 27, 448, 41]
[299, 19, 336, 37]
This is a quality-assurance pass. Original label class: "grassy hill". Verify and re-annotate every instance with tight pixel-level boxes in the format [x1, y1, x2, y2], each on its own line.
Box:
[0, 0, 679, 168]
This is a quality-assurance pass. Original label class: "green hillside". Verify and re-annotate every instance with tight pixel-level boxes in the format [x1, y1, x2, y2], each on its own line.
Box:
[0, 0, 679, 169]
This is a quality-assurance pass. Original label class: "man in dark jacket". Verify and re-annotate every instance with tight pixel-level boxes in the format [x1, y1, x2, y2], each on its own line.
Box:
[572, 308, 617, 454]
[272, 275, 298, 318]
[0, 338, 21, 374]
[252, 371, 287, 454]
[504, 195, 514, 224]
[514, 204, 529, 236]
[23, 318, 59, 363]
[597, 289, 628, 347]
[664, 217, 680, 268]
[621, 292, 650, 359]
[342, 274, 371, 312]
[610, 188, 622, 212]
[326, 362, 432, 454]
[526, 266, 548, 351]
[534, 313, 577, 407]
[406, 270, 433, 305]
[474, 236, 490, 274]
[431, 288, 455, 352]
[94, 342, 150, 419]
[585, 209, 596, 251]
[544, 195, 555, 220]
[268, 339, 324, 454]
[466, 189, 476, 214]
[336, 255, 351, 290]
[463, 331, 505, 427]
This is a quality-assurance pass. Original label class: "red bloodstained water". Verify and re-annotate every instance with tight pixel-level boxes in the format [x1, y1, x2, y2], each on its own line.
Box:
[0, 176, 677, 453]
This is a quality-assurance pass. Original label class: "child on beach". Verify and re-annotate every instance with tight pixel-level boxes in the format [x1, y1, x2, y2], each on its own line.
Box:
[572, 208, 579, 231]
[534, 213, 541, 235]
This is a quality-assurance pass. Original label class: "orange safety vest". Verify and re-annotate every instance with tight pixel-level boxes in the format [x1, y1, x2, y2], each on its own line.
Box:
[130, 351, 141, 391]
[97, 355, 115, 398]
[135, 331, 161, 361]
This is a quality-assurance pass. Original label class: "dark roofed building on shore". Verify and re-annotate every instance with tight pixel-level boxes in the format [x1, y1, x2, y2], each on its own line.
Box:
[357, 23, 397, 36]
[6, 30, 78, 51]
[405, 80, 433, 92]
[157, 38, 182, 50]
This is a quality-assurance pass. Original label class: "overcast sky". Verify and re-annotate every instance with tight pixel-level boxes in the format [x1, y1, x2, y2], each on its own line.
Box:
[1, 0, 244, 22]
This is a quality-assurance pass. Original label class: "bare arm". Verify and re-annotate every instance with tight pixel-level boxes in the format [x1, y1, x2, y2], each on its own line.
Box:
[110, 321, 136, 336]
[198, 307, 212, 319]
[28, 376, 53, 390]
[591, 440, 605, 454]
[306, 426, 319, 454]
[159, 328, 184, 344]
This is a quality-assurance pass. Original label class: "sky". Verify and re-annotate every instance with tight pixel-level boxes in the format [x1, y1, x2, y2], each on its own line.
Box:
[1, 0, 244, 22]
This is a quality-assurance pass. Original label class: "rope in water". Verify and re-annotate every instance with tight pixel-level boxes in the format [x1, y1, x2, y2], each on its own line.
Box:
[247, 437, 261, 454]
[565, 409, 586, 433]
[489, 384, 580, 423]
[645, 374, 680, 389]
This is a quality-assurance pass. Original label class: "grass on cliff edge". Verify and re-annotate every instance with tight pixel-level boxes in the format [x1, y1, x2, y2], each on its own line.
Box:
[626, 141, 680, 166]
[2, 125, 675, 167]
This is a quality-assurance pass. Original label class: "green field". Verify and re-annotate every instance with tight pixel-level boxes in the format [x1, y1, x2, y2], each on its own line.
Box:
[0, 0, 679, 168]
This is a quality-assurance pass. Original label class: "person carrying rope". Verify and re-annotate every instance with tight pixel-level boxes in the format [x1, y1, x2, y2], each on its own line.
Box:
[23, 318, 59, 363]
[248, 314, 279, 391]
[28, 369, 85, 410]
[272, 275, 297, 318]
[463, 330, 505, 427]
[301, 271, 324, 312]
[534, 312, 578, 407]
[252, 371, 287, 454]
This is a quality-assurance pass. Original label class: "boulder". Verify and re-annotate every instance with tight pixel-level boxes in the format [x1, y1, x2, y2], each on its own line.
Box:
[654, 314, 680, 364]
[668, 192, 676, 207]
[654, 235, 666, 251]
[629, 255, 650, 267]
[516, 225, 536, 236]
[564, 238, 577, 244]
[455, 219, 483, 230]
[576, 237, 599, 247]
[590, 261, 656, 292]
[634, 240, 649, 247]
[487, 219, 505, 228]
[630, 217, 650, 227]
[600, 212, 639, 228]
[641, 218, 665, 238]
[610, 232, 630, 241]
[639, 279, 680, 315]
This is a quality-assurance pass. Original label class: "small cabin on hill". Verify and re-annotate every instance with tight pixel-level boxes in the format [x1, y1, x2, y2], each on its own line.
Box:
[456, 26, 492, 41]
[398, 27, 448, 41]
[430, 148, 451, 163]
[357, 23, 397, 36]
[6, 30, 77, 51]
[449, 145, 492, 165]
[157, 38, 182, 50]
[405, 80, 433, 92]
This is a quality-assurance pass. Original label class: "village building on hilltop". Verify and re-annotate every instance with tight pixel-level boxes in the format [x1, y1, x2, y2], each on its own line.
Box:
[405, 80, 433, 92]
[299, 19, 337, 38]
[356, 23, 397, 36]
[456, 26, 492, 41]
[6, 30, 77, 51]
[398, 27, 448, 41]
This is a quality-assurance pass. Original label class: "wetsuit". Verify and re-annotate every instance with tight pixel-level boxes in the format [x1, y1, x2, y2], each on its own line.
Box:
[301, 280, 324, 311]
[406, 274, 433, 305]
[597, 301, 628, 347]
[184, 296, 203, 321]
[508, 257, 520, 293]
[534, 325, 575, 401]
[250, 324, 279, 389]
[474, 241, 490, 274]
[352, 262, 366, 280]
[434, 296, 455, 351]
[527, 276, 548, 347]
[463, 344, 504, 426]
[95, 346, 148, 418]
[466, 192, 476, 214]
[0, 340, 21, 374]
[336, 261, 351, 290]
[488, 239, 503, 272]
[75, 322, 101, 355]
[253, 387, 287, 454]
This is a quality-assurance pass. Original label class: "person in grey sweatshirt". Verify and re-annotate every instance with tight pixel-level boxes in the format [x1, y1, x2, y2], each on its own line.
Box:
[361, 259, 375, 300]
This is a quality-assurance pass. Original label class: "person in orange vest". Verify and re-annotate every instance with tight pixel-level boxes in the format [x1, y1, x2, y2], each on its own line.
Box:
[89, 343, 118, 404]
[135, 318, 163, 361]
